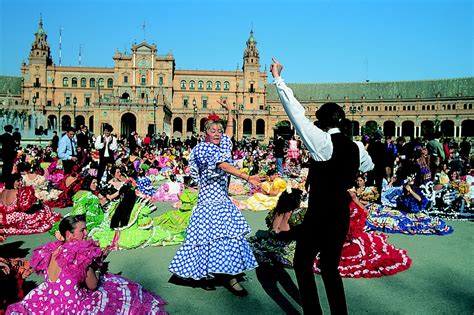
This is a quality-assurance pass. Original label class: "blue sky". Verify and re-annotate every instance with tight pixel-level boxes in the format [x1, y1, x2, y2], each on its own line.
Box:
[0, 0, 472, 83]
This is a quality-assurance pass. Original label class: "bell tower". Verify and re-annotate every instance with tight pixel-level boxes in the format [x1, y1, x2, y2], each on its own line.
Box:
[242, 30, 260, 71]
[29, 15, 52, 66]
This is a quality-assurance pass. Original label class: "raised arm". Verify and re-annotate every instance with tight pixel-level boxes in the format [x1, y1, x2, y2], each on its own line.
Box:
[217, 99, 234, 138]
[270, 57, 333, 161]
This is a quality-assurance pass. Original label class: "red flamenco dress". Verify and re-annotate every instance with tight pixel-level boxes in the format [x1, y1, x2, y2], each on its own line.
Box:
[0, 256, 32, 314]
[45, 174, 84, 209]
[0, 186, 61, 236]
[313, 201, 412, 278]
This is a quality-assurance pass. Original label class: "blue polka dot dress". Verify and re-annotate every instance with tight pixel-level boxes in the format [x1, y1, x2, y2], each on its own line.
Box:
[169, 134, 258, 279]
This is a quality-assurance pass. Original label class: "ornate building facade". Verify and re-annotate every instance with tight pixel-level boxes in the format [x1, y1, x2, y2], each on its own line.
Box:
[1, 18, 473, 141]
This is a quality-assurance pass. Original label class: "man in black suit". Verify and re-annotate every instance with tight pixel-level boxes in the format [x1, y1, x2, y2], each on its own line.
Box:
[76, 125, 90, 151]
[1, 125, 16, 182]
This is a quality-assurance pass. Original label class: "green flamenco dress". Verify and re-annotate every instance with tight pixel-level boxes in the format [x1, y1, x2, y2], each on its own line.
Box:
[89, 195, 185, 249]
[50, 190, 105, 236]
[152, 188, 198, 240]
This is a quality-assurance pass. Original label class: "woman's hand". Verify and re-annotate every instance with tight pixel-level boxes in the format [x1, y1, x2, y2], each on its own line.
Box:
[0, 261, 10, 275]
[248, 174, 263, 188]
[217, 99, 231, 112]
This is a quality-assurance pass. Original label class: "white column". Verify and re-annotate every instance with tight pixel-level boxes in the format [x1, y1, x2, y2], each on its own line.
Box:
[133, 53, 136, 86]
[151, 54, 154, 86]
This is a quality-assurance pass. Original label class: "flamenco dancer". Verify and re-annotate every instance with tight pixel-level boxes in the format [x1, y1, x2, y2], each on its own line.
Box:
[169, 100, 262, 296]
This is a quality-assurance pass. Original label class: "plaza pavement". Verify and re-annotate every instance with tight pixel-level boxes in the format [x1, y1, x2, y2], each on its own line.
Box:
[2, 201, 473, 314]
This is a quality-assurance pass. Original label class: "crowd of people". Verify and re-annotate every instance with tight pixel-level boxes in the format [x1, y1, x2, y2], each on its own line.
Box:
[0, 58, 472, 313]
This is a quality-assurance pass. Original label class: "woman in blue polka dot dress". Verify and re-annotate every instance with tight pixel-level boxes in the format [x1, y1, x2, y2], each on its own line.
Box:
[169, 100, 262, 296]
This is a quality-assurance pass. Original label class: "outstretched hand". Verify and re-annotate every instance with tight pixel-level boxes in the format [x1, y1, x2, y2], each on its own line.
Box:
[270, 57, 283, 79]
[217, 99, 231, 112]
[248, 174, 264, 188]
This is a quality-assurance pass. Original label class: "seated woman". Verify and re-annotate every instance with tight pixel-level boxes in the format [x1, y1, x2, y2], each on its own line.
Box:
[89, 167, 183, 249]
[7, 215, 168, 314]
[350, 174, 380, 206]
[366, 172, 454, 235]
[17, 162, 62, 204]
[0, 174, 61, 238]
[137, 173, 184, 203]
[245, 169, 287, 211]
[46, 166, 84, 209]
[50, 176, 105, 235]
[249, 189, 412, 278]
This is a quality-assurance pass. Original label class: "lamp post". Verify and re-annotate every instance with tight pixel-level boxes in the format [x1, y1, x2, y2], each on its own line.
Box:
[32, 96, 37, 112]
[73, 96, 77, 128]
[192, 98, 197, 133]
[348, 102, 363, 137]
[57, 103, 62, 132]
[153, 98, 157, 135]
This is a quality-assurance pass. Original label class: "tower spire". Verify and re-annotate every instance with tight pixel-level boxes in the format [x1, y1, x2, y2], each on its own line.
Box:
[242, 29, 260, 71]
[30, 15, 52, 66]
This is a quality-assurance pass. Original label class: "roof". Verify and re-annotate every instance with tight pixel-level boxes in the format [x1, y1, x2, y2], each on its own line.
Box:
[0, 76, 22, 95]
[266, 77, 474, 102]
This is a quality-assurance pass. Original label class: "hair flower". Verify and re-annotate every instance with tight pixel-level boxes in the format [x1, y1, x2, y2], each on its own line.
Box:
[207, 114, 221, 122]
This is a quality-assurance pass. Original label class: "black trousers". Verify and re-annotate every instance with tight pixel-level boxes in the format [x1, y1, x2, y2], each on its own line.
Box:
[97, 156, 115, 181]
[1, 159, 13, 183]
[293, 196, 350, 315]
[62, 159, 76, 175]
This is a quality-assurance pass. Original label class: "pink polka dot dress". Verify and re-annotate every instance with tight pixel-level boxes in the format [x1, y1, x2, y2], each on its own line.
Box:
[7, 240, 167, 314]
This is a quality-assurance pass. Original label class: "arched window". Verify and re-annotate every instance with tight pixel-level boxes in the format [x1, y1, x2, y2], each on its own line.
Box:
[243, 119, 252, 135]
[141, 75, 146, 85]
[80, 78, 86, 87]
[216, 81, 221, 90]
[180, 80, 186, 89]
[206, 81, 212, 90]
[90, 78, 96, 87]
[223, 81, 229, 90]
[71, 77, 78, 87]
[63, 77, 69, 87]
[98, 78, 104, 88]
[107, 78, 113, 88]
[198, 81, 204, 90]
[256, 119, 265, 135]
[189, 80, 195, 90]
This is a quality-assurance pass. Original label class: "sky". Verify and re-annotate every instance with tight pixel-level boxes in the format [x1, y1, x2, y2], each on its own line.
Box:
[0, 0, 472, 83]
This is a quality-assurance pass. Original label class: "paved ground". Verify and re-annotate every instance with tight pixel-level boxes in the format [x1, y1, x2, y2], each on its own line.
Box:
[2, 202, 473, 314]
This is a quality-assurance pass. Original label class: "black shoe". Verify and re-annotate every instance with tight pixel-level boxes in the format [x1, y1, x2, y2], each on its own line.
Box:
[226, 280, 248, 297]
[198, 279, 216, 291]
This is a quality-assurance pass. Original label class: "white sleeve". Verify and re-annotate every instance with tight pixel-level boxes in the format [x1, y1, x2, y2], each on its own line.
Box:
[274, 77, 332, 161]
[355, 141, 374, 172]
[109, 137, 118, 152]
[95, 135, 104, 150]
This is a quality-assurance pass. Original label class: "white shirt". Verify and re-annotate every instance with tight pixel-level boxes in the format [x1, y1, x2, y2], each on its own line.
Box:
[94, 135, 118, 157]
[274, 76, 374, 172]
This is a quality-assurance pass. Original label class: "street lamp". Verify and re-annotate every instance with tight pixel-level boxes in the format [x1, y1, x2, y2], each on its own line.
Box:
[153, 98, 157, 135]
[32, 96, 37, 112]
[57, 103, 62, 132]
[348, 102, 363, 137]
[192, 98, 197, 133]
[73, 96, 77, 128]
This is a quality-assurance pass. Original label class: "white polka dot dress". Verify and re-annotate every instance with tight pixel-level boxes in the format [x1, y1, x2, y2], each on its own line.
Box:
[169, 134, 258, 279]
